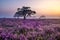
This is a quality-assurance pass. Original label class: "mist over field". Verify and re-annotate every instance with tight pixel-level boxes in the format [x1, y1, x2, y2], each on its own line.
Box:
[0, 0, 60, 40]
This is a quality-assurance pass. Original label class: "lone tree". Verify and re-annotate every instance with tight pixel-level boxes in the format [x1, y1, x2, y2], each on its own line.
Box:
[14, 6, 36, 19]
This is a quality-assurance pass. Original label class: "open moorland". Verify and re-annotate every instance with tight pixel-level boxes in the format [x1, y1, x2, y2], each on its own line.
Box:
[0, 18, 60, 40]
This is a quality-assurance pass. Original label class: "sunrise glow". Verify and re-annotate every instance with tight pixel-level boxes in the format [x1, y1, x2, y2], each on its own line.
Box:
[0, 0, 60, 17]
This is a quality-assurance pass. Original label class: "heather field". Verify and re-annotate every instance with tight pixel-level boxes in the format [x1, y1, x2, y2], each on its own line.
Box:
[0, 18, 60, 40]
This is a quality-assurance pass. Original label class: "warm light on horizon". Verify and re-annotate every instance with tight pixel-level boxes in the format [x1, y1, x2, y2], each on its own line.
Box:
[33, 0, 60, 17]
[0, 0, 60, 17]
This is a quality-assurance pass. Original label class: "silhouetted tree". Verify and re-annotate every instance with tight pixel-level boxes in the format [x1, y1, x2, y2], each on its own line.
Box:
[14, 6, 36, 19]
[39, 15, 46, 19]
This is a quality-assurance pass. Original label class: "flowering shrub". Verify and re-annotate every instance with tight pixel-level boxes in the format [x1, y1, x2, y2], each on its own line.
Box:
[0, 18, 60, 40]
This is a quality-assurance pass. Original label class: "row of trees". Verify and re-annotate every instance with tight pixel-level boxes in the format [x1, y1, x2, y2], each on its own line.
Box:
[14, 6, 36, 19]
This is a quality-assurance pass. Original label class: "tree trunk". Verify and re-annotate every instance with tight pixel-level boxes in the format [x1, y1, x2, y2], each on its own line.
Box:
[24, 15, 26, 20]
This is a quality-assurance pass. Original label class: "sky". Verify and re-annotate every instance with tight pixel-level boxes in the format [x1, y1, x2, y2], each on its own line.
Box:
[0, 0, 60, 18]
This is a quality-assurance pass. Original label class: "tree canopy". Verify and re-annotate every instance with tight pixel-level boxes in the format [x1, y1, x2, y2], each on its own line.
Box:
[14, 6, 36, 19]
